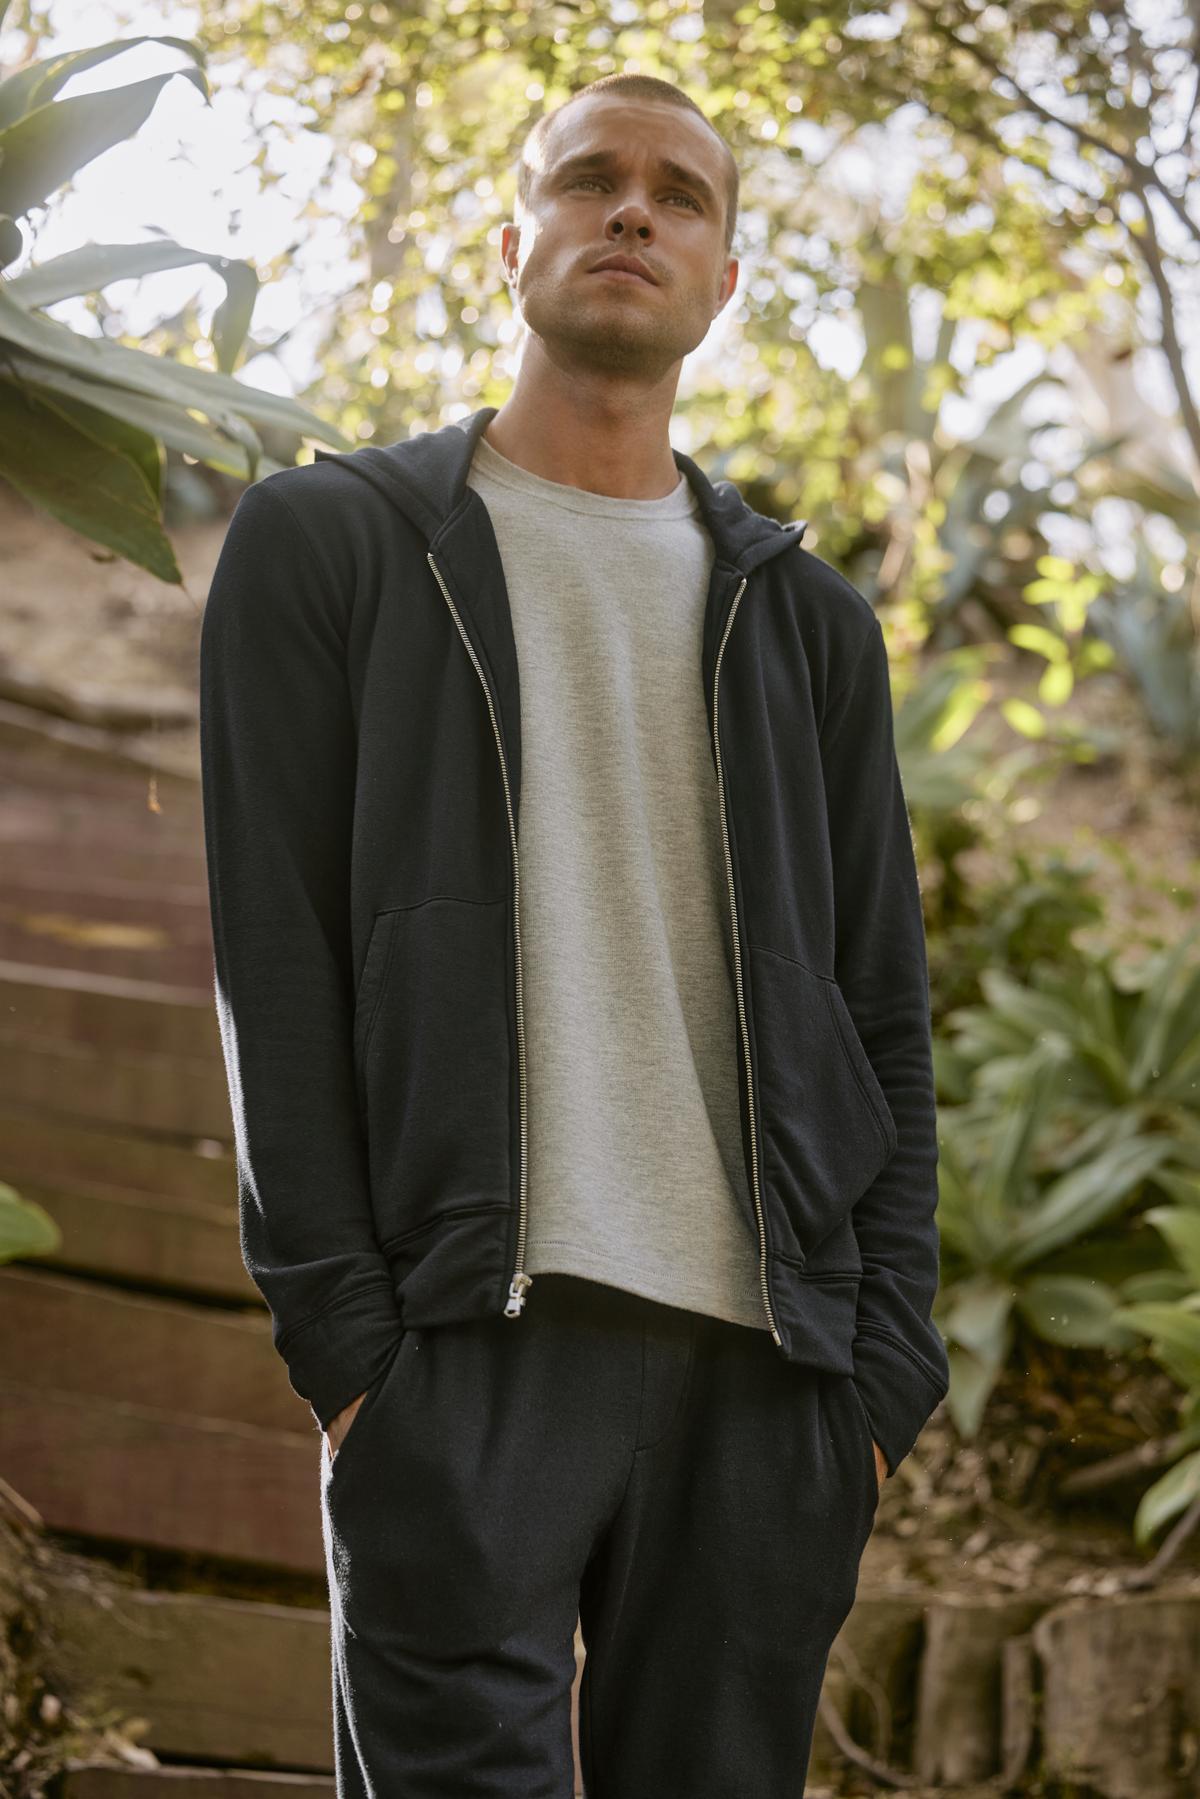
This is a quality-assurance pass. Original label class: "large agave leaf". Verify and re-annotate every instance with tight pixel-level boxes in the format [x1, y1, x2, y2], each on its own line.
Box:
[977, 965, 1093, 1046]
[942, 1274, 1015, 1361]
[927, 1125, 990, 1261]
[0, 377, 180, 581]
[1144, 1204, 1200, 1287]
[0, 34, 205, 130]
[943, 1339, 1008, 1439]
[1017, 1272, 1137, 1348]
[1121, 1268, 1196, 1303]
[6, 239, 258, 374]
[1115, 1300, 1200, 1390]
[977, 1046, 1071, 1237]
[0, 70, 208, 220]
[1007, 1134, 1175, 1268]
[1125, 928, 1200, 1092]
[1151, 1167, 1200, 1208]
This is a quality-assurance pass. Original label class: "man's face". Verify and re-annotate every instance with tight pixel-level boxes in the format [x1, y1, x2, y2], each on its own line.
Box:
[502, 95, 739, 380]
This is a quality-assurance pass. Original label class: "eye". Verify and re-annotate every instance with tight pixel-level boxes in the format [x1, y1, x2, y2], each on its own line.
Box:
[570, 177, 701, 210]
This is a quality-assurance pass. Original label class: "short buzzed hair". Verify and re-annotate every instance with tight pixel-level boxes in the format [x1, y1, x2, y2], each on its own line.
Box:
[514, 74, 740, 257]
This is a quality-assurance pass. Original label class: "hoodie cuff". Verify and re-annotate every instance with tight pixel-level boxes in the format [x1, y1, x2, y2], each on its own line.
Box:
[276, 1282, 407, 1433]
[851, 1324, 949, 1478]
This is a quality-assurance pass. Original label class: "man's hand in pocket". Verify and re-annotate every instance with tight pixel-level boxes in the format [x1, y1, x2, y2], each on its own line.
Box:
[326, 1390, 367, 1459]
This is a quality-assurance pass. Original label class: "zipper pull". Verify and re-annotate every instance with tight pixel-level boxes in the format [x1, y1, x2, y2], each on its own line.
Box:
[504, 1272, 532, 1318]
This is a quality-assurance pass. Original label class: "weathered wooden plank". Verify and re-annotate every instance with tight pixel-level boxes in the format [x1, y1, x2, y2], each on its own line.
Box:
[0, 847, 206, 888]
[0, 1108, 232, 1203]
[10, 1176, 248, 1301]
[0, 1381, 322, 1572]
[0, 964, 219, 1058]
[0, 933, 215, 989]
[0, 1269, 287, 1428]
[0, 907, 213, 968]
[61, 1772, 334, 1796]
[0, 1037, 231, 1136]
[0, 697, 199, 787]
[46, 1575, 588, 1791]
[0, 1095, 247, 1299]
[46, 1585, 332, 1767]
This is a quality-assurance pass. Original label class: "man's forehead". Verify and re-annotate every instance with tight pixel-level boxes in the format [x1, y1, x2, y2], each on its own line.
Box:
[539, 96, 724, 180]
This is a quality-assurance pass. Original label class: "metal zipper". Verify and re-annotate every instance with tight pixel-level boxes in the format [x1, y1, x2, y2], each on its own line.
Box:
[426, 552, 532, 1319]
[713, 574, 781, 1346]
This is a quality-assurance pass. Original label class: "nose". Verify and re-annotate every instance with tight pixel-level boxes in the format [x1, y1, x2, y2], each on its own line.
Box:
[605, 192, 653, 240]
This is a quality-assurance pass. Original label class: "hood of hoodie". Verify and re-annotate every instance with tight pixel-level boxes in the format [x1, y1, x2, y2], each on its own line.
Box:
[315, 404, 808, 580]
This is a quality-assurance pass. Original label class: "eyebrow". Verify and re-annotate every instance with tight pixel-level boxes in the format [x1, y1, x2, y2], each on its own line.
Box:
[550, 148, 718, 213]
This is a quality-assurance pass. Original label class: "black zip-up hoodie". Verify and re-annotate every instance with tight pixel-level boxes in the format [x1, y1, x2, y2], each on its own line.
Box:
[199, 403, 949, 1475]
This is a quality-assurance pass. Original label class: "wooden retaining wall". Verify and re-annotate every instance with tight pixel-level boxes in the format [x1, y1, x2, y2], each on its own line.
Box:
[2, 699, 1199, 1798]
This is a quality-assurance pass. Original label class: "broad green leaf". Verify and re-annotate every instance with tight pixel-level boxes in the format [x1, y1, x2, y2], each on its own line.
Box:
[1009, 623, 1067, 661]
[0, 378, 180, 582]
[1119, 1269, 1195, 1304]
[0, 285, 351, 450]
[1016, 1273, 1134, 1348]
[44, 384, 165, 505]
[1126, 928, 1200, 1089]
[1115, 1301, 1200, 1389]
[1149, 1168, 1200, 1209]
[208, 259, 259, 373]
[1008, 1135, 1174, 1268]
[0, 1182, 61, 1261]
[0, 213, 23, 269]
[1001, 697, 1046, 738]
[1, 346, 264, 478]
[1144, 1205, 1200, 1286]
[0, 35, 206, 131]
[976, 966, 1087, 1043]
[7, 239, 260, 376]
[943, 1275, 1015, 1360]
[1132, 1448, 1200, 1547]
[943, 1342, 1003, 1440]
[0, 71, 208, 220]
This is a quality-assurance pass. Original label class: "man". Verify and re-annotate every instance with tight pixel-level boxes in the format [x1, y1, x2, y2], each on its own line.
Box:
[200, 70, 948, 1799]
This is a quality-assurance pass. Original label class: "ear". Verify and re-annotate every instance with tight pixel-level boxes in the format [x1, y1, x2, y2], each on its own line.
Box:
[500, 221, 520, 288]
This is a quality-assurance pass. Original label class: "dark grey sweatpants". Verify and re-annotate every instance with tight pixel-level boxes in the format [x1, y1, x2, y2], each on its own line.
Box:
[319, 1272, 880, 1797]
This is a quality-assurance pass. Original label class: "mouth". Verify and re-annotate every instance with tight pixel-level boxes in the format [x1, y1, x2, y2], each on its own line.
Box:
[589, 259, 658, 285]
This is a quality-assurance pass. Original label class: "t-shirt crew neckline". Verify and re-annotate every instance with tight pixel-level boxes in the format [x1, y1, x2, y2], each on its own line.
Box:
[470, 431, 699, 520]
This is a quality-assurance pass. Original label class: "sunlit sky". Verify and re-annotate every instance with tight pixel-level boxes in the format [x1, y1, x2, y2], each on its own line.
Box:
[3, 0, 1195, 577]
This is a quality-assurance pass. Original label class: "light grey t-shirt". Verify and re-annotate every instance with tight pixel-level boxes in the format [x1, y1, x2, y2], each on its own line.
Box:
[466, 431, 770, 1332]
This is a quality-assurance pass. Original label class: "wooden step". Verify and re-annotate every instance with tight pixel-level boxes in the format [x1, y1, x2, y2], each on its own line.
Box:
[43, 1566, 589, 1791]
[60, 1773, 334, 1797]
[0, 1267, 318, 1572]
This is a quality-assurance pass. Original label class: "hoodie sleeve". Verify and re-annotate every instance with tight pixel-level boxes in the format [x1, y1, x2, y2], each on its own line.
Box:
[199, 476, 405, 1433]
[819, 613, 949, 1477]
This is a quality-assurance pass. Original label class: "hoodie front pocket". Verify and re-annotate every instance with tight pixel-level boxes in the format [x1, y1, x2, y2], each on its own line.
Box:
[748, 942, 898, 1264]
[356, 896, 512, 1249]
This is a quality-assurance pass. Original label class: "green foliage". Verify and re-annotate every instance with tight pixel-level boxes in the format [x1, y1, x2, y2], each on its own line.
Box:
[1088, 543, 1200, 760]
[0, 1180, 59, 1262]
[927, 848, 1110, 1022]
[934, 928, 1200, 1440]
[0, 30, 349, 579]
